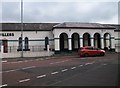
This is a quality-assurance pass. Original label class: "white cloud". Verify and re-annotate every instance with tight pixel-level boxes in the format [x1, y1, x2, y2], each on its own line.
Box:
[1, 1, 118, 24]
[95, 15, 118, 24]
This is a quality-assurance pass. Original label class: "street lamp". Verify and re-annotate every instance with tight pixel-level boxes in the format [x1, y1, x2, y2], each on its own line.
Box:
[21, 0, 23, 58]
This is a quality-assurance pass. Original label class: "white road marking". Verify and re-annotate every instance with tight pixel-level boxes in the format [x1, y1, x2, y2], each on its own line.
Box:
[19, 79, 30, 83]
[37, 75, 46, 78]
[50, 60, 70, 65]
[103, 64, 107, 65]
[71, 67, 76, 70]
[51, 71, 59, 75]
[78, 64, 83, 67]
[1, 66, 36, 73]
[18, 61, 23, 63]
[61, 69, 68, 72]
[85, 62, 94, 65]
[0, 84, 8, 87]
[85, 63, 90, 65]
[21, 66, 36, 70]
[4, 69, 19, 73]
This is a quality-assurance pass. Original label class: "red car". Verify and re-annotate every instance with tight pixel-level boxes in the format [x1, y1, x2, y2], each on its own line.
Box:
[78, 46, 105, 57]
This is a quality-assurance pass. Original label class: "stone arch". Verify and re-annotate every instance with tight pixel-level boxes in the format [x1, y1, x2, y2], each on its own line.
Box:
[104, 33, 111, 50]
[45, 37, 49, 50]
[83, 33, 91, 46]
[71, 33, 80, 50]
[94, 33, 101, 48]
[59, 33, 68, 51]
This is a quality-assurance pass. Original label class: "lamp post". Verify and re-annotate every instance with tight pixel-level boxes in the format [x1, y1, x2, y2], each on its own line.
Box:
[21, 0, 23, 58]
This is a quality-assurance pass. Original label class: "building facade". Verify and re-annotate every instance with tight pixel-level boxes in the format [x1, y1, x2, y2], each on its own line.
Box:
[0, 22, 119, 58]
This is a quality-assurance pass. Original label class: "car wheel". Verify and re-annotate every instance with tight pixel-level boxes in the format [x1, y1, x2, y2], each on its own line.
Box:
[100, 52, 105, 56]
[84, 53, 89, 57]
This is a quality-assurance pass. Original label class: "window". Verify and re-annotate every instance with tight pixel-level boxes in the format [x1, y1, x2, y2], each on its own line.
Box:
[18, 37, 22, 51]
[24, 37, 30, 51]
[45, 37, 49, 50]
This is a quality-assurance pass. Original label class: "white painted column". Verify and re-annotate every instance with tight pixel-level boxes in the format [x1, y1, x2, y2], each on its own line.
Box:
[54, 38, 60, 51]
[101, 36, 104, 49]
[68, 38, 72, 51]
[91, 36, 94, 47]
[0, 45, 3, 58]
[1, 45, 3, 53]
[47, 45, 49, 52]
[111, 36, 115, 49]
[80, 36, 83, 47]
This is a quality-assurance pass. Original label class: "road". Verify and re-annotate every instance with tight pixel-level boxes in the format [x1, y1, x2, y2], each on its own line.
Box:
[1, 52, 119, 87]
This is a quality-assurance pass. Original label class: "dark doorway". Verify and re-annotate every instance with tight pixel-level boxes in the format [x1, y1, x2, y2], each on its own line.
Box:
[71, 33, 80, 51]
[104, 33, 111, 50]
[2, 39, 8, 53]
[83, 33, 91, 46]
[94, 33, 101, 48]
[45, 37, 49, 50]
[60, 33, 68, 51]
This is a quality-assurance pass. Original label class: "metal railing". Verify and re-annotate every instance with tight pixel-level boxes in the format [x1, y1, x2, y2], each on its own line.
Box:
[5, 45, 54, 53]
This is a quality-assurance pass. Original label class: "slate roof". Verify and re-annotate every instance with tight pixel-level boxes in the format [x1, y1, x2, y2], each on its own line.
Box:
[0, 22, 118, 31]
[53, 22, 116, 29]
[1, 23, 59, 31]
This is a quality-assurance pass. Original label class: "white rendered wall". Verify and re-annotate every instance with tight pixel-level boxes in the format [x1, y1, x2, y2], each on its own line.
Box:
[0, 31, 54, 58]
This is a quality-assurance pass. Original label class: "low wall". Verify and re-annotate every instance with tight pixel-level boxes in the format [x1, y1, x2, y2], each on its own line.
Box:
[1, 51, 54, 58]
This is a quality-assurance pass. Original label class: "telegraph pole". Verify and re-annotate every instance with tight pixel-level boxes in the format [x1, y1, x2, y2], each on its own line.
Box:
[21, 0, 23, 58]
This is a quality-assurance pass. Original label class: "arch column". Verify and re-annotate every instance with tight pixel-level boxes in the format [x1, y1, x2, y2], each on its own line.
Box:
[111, 36, 115, 49]
[68, 38, 72, 51]
[54, 38, 60, 53]
[101, 36, 104, 49]
[91, 36, 94, 47]
[80, 36, 83, 47]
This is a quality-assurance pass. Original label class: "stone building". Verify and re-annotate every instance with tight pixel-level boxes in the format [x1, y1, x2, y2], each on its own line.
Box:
[0, 22, 119, 58]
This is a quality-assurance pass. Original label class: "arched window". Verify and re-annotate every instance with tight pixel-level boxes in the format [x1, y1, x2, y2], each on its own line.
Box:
[2, 39, 8, 53]
[24, 37, 29, 50]
[71, 33, 80, 50]
[83, 33, 91, 46]
[104, 33, 111, 50]
[59, 33, 68, 51]
[45, 37, 49, 50]
[18, 37, 22, 50]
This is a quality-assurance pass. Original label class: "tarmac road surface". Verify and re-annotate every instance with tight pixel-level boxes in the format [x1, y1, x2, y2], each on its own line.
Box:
[1, 52, 119, 87]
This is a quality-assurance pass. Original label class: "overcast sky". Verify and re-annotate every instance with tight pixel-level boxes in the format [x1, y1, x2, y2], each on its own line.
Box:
[1, 0, 119, 24]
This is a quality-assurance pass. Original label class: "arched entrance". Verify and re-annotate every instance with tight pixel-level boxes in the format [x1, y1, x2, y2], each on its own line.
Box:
[104, 33, 111, 50]
[83, 33, 91, 46]
[71, 33, 80, 50]
[45, 37, 49, 50]
[60, 33, 68, 51]
[94, 33, 101, 48]
[2, 39, 8, 53]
